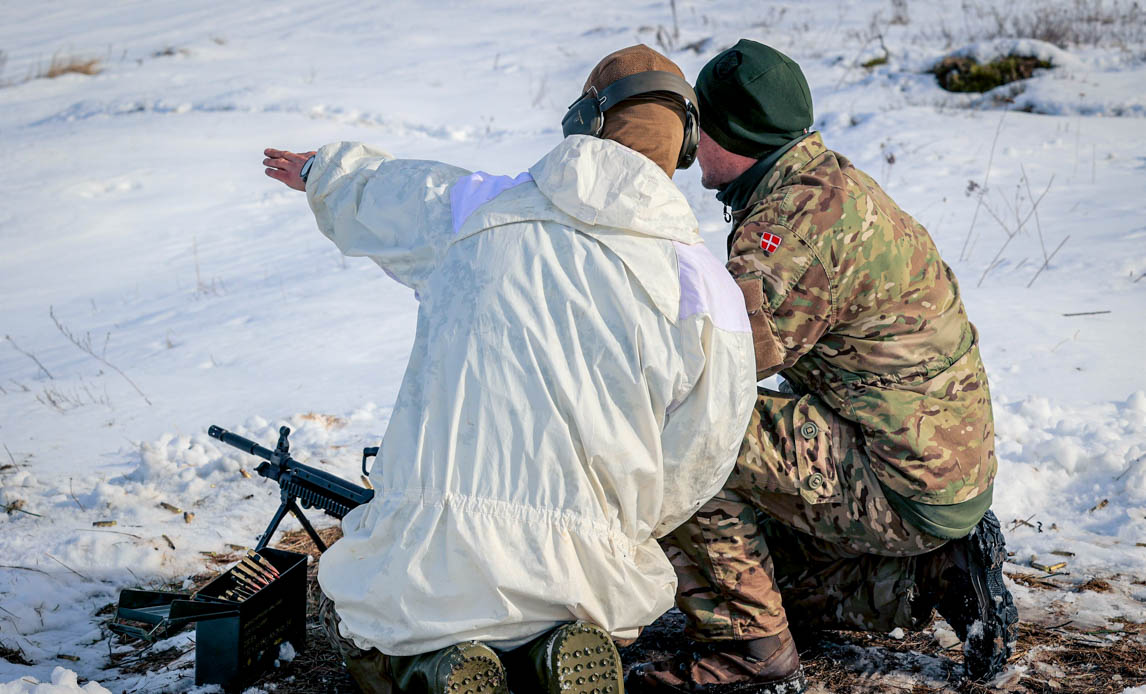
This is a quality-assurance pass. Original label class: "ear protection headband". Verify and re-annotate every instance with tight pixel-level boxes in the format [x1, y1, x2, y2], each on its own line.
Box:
[561, 70, 700, 170]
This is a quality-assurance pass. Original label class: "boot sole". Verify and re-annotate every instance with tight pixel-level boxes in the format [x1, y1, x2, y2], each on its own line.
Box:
[955, 510, 1020, 682]
[443, 642, 509, 694]
[704, 665, 807, 694]
[546, 622, 623, 694]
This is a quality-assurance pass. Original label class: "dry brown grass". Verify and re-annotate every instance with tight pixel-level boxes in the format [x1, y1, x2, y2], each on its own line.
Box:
[100, 526, 1146, 693]
[1074, 578, 1112, 593]
[1006, 571, 1059, 591]
[622, 617, 1146, 693]
[622, 582, 1146, 693]
[0, 49, 103, 88]
[927, 0, 1145, 50]
[803, 621, 1146, 693]
[38, 53, 102, 79]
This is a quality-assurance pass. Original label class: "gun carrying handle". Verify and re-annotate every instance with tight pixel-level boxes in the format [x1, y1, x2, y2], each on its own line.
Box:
[362, 447, 380, 477]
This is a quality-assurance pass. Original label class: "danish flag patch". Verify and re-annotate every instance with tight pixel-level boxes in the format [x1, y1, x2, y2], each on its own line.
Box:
[760, 231, 783, 255]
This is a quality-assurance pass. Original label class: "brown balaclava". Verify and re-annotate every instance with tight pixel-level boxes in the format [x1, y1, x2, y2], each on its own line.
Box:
[581, 44, 687, 178]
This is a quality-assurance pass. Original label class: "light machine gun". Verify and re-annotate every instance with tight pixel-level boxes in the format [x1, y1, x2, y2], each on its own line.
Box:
[208, 424, 376, 552]
[106, 425, 378, 689]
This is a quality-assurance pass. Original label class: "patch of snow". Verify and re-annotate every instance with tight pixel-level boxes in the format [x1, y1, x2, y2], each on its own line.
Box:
[987, 664, 1027, 688]
[932, 620, 961, 650]
[933, 39, 1082, 69]
[0, 668, 111, 694]
[969, 620, 985, 639]
[275, 641, 296, 666]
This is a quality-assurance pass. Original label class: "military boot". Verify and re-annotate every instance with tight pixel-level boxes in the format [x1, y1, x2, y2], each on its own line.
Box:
[507, 621, 624, 694]
[625, 627, 805, 693]
[389, 641, 509, 694]
[922, 510, 1019, 682]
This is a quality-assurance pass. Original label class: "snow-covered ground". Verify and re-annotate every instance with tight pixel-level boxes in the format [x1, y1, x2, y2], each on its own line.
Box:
[1, 1, 1144, 691]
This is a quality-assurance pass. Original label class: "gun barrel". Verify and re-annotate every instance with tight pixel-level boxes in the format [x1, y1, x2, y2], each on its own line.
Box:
[208, 424, 374, 516]
[208, 425, 275, 461]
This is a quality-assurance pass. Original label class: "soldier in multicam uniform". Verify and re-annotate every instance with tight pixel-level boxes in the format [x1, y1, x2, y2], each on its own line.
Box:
[627, 40, 1019, 694]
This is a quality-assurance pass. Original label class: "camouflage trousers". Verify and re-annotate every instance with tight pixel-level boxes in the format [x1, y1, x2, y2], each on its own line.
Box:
[663, 388, 949, 641]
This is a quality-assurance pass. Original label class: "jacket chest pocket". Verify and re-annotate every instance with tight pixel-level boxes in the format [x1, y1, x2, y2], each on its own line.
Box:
[792, 394, 842, 505]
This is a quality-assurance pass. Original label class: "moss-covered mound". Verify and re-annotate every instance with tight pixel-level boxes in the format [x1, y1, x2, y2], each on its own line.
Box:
[932, 55, 1052, 93]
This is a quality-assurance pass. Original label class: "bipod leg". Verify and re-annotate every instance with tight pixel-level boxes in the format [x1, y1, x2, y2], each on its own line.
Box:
[255, 500, 292, 552]
[288, 499, 328, 553]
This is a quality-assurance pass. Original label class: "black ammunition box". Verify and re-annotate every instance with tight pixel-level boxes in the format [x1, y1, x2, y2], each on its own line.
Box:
[110, 547, 307, 692]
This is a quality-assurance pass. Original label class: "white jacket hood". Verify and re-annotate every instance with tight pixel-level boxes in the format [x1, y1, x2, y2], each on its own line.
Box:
[458, 136, 698, 322]
[530, 135, 698, 241]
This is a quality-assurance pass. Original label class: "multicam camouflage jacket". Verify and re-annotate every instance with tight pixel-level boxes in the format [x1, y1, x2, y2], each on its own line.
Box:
[727, 132, 996, 508]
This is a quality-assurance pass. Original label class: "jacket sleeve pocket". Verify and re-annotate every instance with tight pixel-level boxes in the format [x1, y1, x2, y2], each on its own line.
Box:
[736, 276, 786, 377]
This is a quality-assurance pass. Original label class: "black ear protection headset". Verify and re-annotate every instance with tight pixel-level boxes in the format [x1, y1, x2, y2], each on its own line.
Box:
[561, 70, 700, 169]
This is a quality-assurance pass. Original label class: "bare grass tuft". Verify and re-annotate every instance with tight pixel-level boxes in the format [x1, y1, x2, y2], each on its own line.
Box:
[933, 55, 1052, 93]
[888, 0, 909, 26]
[50, 306, 152, 406]
[1076, 577, 1113, 593]
[931, 0, 1145, 49]
[39, 53, 102, 79]
[0, 50, 104, 87]
[986, 0, 1143, 48]
[151, 46, 190, 59]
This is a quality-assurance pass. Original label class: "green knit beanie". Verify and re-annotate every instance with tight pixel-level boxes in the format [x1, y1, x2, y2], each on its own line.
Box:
[695, 39, 813, 158]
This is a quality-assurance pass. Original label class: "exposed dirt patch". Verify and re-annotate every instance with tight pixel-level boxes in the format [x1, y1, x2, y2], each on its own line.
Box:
[933, 55, 1052, 93]
[1075, 577, 1112, 593]
[297, 412, 347, 429]
[99, 526, 1146, 693]
[624, 618, 1146, 694]
[0, 640, 34, 667]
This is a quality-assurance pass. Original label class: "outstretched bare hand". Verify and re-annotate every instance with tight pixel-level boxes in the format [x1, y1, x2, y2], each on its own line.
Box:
[263, 148, 316, 191]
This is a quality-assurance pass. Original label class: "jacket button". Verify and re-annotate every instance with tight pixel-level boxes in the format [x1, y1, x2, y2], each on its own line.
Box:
[800, 422, 819, 439]
[807, 472, 825, 490]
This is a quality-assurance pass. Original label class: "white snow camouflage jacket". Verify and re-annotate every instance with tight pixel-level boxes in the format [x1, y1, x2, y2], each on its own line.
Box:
[309, 135, 755, 656]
